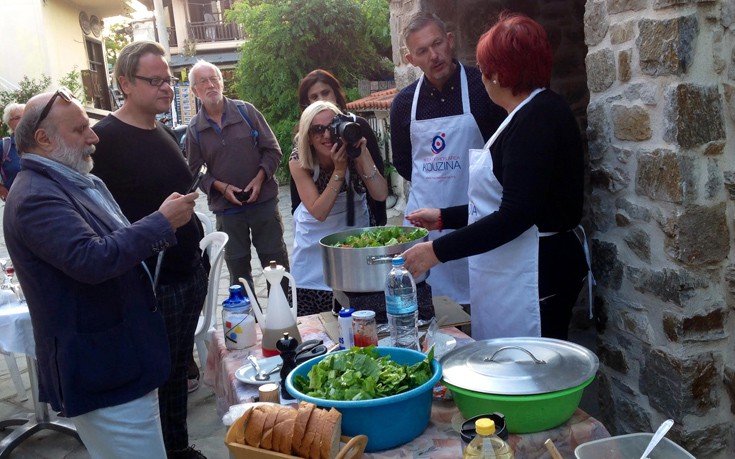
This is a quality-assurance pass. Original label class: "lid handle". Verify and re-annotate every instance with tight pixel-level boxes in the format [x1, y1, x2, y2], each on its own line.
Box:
[485, 346, 546, 364]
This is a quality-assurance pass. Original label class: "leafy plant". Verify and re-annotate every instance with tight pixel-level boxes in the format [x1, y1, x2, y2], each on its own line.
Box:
[226, 0, 392, 181]
[58, 67, 87, 103]
[0, 75, 52, 137]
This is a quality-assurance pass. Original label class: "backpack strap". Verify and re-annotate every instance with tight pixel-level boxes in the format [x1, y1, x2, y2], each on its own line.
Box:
[0, 137, 11, 185]
[193, 102, 260, 147]
[234, 103, 259, 147]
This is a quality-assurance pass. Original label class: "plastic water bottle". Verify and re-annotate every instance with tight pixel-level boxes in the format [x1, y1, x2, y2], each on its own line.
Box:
[384, 255, 419, 350]
[463, 418, 514, 458]
[222, 285, 256, 350]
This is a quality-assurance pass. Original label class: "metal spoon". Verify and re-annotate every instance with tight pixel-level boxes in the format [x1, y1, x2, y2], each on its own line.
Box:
[639, 419, 674, 459]
[247, 355, 282, 381]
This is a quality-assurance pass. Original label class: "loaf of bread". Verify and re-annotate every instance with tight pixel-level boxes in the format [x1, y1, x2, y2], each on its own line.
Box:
[230, 402, 343, 459]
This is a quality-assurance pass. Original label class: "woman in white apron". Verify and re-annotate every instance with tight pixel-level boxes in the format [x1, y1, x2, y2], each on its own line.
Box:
[290, 101, 388, 316]
[403, 12, 590, 341]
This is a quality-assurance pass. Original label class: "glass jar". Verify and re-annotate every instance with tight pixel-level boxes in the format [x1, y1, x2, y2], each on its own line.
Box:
[352, 310, 378, 348]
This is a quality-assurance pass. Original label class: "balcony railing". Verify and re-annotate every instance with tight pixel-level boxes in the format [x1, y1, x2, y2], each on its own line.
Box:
[167, 27, 178, 48]
[188, 19, 243, 43]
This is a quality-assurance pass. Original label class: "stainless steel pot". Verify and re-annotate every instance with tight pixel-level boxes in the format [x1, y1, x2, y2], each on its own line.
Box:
[320, 226, 429, 292]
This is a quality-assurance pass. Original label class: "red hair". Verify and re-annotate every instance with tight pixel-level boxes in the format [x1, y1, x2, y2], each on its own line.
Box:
[476, 12, 552, 95]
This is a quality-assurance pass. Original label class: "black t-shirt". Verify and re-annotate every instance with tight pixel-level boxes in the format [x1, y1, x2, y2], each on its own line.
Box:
[92, 115, 202, 284]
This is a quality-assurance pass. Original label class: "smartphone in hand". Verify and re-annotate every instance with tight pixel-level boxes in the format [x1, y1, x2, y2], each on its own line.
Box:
[187, 164, 207, 193]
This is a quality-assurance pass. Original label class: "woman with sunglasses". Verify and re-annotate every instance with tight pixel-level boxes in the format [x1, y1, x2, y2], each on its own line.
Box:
[291, 69, 387, 226]
[289, 101, 388, 315]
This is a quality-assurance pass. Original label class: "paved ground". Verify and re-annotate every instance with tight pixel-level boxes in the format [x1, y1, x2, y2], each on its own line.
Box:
[0, 186, 599, 458]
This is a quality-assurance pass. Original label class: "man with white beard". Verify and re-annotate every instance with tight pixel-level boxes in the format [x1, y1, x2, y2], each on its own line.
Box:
[3, 89, 198, 459]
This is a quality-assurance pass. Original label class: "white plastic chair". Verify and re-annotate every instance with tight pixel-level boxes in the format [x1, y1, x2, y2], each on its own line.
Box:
[195, 211, 214, 238]
[194, 231, 229, 370]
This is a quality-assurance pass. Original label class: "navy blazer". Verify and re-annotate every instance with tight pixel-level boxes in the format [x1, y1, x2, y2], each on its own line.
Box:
[3, 156, 176, 417]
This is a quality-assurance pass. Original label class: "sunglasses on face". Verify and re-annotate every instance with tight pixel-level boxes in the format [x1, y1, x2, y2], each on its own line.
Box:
[309, 124, 329, 136]
[33, 87, 76, 132]
[134, 75, 179, 87]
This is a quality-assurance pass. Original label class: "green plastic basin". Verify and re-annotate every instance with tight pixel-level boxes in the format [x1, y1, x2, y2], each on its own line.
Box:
[443, 375, 594, 434]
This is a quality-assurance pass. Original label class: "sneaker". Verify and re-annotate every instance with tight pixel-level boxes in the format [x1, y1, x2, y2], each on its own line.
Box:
[187, 376, 199, 393]
[168, 445, 207, 459]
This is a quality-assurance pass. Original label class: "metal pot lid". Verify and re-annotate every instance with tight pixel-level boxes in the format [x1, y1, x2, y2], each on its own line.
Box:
[439, 337, 599, 395]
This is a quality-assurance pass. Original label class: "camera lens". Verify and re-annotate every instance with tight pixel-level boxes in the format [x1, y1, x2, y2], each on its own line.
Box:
[339, 122, 361, 144]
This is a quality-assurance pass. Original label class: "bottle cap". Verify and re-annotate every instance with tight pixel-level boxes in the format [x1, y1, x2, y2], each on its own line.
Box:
[352, 310, 375, 319]
[229, 285, 243, 293]
[339, 308, 355, 317]
[475, 418, 496, 435]
[392, 255, 404, 266]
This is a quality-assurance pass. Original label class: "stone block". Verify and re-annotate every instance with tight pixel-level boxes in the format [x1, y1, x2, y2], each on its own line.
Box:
[623, 228, 650, 262]
[641, 349, 719, 418]
[598, 339, 630, 373]
[626, 267, 706, 306]
[638, 15, 697, 76]
[723, 364, 735, 414]
[622, 82, 658, 105]
[636, 149, 694, 203]
[724, 83, 735, 121]
[703, 141, 725, 156]
[662, 306, 727, 343]
[615, 197, 651, 222]
[665, 83, 725, 149]
[586, 49, 615, 92]
[618, 49, 631, 82]
[584, 0, 608, 46]
[667, 203, 729, 266]
[610, 20, 634, 44]
[722, 171, 735, 199]
[677, 422, 729, 459]
[615, 303, 653, 340]
[591, 190, 616, 231]
[591, 239, 624, 289]
[705, 158, 722, 199]
[586, 100, 611, 161]
[590, 164, 629, 193]
[612, 104, 651, 140]
[607, 0, 647, 14]
[724, 264, 735, 299]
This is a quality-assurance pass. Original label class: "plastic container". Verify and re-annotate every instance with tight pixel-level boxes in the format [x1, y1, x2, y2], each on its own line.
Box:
[574, 433, 695, 459]
[384, 256, 419, 350]
[460, 412, 508, 446]
[338, 307, 355, 350]
[222, 285, 256, 350]
[463, 418, 514, 458]
[285, 347, 442, 452]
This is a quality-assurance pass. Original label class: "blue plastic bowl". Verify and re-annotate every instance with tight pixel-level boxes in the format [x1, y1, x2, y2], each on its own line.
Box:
[285, 347, 442, 452]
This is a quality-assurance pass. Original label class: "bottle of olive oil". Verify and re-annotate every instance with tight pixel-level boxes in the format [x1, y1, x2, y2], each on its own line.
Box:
[463, 418, 514, 459]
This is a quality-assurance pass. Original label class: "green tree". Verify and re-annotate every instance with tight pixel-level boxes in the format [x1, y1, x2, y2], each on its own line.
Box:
[58, 66, 87, 103]
[0, 75, 52, 137]
[105, 22, 133, 68]
[226, 0, 392, 182]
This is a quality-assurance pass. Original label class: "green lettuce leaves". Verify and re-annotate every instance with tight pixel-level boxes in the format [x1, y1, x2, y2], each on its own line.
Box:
[292, 346, 435, 401]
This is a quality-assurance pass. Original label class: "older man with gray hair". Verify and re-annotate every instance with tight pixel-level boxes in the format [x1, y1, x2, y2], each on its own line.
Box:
[1, 102, 26, 199]
[4, 88, 198, 458]
[186, 59, 289, 294]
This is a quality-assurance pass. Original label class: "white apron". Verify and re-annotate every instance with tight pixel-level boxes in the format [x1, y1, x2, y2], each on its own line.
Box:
[404, 64, 484, 304]
[292, 184, 369, 290]
[468, 88, 544, 340]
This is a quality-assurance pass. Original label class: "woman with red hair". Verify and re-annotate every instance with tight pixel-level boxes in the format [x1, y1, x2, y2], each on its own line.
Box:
[403, 12, 589, 341]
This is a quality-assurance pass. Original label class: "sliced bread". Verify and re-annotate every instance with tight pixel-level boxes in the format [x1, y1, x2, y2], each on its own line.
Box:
[319, 408, 343, 459]
[243, 404, 268, 447]
[291, 401, 316, 454]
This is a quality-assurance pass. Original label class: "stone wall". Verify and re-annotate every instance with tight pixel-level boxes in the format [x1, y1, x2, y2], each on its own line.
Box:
[391, 0, 735, 457]
[586, 1, 735, 457]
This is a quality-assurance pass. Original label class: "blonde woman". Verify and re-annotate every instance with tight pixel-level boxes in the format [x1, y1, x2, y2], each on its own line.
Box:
[289, 101, 388, 315]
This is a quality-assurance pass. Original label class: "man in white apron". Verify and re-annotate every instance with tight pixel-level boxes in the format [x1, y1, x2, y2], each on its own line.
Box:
[390, 12, 505, 304]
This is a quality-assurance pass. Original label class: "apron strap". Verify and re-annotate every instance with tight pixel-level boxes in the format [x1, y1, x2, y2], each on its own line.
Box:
[573, 224, 595, 319]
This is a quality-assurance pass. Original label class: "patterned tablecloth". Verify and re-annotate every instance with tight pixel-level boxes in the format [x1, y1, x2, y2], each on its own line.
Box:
[205, 314, 610, 458]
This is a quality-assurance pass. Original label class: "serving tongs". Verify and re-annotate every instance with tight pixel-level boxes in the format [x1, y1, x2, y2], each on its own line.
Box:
[294, 339, 328, 365]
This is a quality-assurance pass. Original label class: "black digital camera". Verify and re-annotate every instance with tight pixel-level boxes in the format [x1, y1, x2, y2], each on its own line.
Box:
[329, 113, 362, 158]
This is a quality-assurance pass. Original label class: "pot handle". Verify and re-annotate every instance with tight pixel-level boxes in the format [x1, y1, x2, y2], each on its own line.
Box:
[485, 346, 546, 364]
[366, 255, 398, 265]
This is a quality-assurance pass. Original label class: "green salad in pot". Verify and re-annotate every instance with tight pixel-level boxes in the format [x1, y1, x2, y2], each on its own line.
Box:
[292, 346, 435, 401]
[331, 226, 428, 248]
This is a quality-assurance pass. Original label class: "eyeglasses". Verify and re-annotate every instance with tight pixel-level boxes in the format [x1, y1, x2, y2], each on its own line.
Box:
[134, 75, 179, 87]
[33, 87, 76, 133]
[195, 76, 221, 86]
[309, 124, 329, 136]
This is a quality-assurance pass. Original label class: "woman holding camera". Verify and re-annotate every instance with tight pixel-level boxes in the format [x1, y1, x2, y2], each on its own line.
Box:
[290, 101, 388, 315]
[291, 69, 387, 226]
